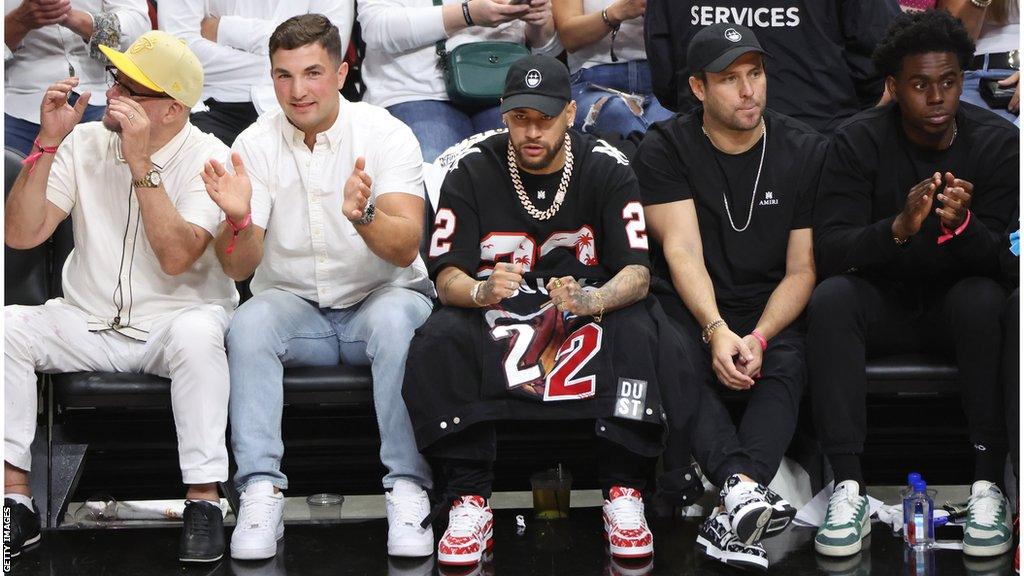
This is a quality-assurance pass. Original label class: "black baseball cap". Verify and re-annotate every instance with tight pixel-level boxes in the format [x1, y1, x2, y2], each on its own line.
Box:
[687, 23, 767, 74]
[500, 54, 571, 117]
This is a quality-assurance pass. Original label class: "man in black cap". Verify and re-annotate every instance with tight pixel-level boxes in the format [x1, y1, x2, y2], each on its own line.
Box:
[635, 23, 827, 572]
[402, 54, 697, 566]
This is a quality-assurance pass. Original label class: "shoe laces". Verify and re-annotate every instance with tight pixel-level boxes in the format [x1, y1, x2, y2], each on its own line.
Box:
[389, 490, 427, 526]
[826, 488, 862, 526]
[186, 502, 212, 538]
[447, 498, 488, 537]
[238, 491, 277, 531]
[968, 489, 1002, 527]
[606, 493, 645, 531]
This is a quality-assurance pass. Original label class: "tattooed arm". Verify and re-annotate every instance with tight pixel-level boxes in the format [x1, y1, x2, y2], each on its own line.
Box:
[436, 263, 525, 308]
[545, 264, 650, 317]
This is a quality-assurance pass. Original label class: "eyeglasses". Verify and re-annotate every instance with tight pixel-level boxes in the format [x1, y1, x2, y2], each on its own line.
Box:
[106, 67, 173, 100]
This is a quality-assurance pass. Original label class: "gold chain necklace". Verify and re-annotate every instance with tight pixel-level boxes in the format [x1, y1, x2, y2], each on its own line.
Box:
[507, 132, 574, 221]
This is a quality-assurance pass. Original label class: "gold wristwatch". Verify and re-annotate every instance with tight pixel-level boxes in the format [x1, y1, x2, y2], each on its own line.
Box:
[132, 168, 162, 189]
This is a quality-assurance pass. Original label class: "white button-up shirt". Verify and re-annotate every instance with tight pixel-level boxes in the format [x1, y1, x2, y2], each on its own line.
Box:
[4, 0, 151, 123]
[46, 122, 239, 340]
[159, 0, 354, 115]
[234, 98, 433, 308]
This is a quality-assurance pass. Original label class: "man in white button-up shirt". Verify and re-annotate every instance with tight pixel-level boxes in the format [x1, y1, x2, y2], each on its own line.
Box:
[160, 0, 354, 146]
[4, 31, 237, 563]
[200, 14, 434, 561]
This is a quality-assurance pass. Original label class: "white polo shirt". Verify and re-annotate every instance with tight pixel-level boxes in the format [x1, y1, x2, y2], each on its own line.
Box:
[233, 97, 433, 308]
[46, 122, 239, 340]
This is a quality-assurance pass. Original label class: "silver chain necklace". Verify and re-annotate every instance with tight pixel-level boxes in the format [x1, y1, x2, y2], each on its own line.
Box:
[702, 121, 767, 233]
[507, 132, 574, 221]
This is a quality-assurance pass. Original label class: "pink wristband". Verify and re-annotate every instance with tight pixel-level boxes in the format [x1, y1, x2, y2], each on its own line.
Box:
[225, 213, 252, 255]
[23, 137, 58, 174]
[751, 329, 768, 352]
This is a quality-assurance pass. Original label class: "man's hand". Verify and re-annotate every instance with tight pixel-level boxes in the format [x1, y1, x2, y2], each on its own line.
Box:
[200, 15, 219, 42]
[38, 77, 91, 146]
[998, 72, 1019, 114]
[11, 0, 71, 30]
[545, 275, 596, 316]
[468, 0, 530, 28]
[607, 0, 645, 23]
[201, 152, 253, 222]
[478, 263, 525, 305]
[892, 172, 940, 240]
[343, 156, 373, 222]
[106, 96, 152, 174]
[737, 334, 764, 380]
[709, 328, 755, 391]
[935, 171, 973, 230]
[521, 0, 552, 26]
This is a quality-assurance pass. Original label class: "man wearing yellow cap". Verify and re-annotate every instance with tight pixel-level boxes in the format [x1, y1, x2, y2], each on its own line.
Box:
[4, 30, 237, 563]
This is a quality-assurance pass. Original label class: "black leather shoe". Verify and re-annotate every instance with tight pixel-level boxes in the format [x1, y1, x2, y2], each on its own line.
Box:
[180, 500, 225, 563]
[4, 497, 41, 558]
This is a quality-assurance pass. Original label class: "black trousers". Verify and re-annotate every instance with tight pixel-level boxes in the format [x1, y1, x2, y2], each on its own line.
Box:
[658, 295, 805, 487]
[1003, 289, 1019, 482]
[426, 422, 652, 499]
[806, 275, 1009, 458]
[190, 99, 260, 146]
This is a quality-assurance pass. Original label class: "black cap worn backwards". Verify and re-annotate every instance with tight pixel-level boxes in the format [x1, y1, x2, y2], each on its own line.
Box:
[687, 23, 767, 74]
[500, 54, 571, 117]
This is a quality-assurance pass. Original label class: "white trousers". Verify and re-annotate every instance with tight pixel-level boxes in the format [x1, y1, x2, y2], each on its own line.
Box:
[5, 300, 231, 485]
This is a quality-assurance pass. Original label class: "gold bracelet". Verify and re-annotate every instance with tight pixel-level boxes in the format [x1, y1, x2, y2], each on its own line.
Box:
[592, 290, 605, 323]
[471, 280, 486, 306]
[701, 319, 726, 344]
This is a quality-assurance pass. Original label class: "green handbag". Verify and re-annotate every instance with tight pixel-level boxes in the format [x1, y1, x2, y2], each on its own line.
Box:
[433, 0, 530, 106]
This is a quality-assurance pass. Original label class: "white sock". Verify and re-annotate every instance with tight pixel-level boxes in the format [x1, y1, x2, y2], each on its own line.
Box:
[6, 493, 33, 508]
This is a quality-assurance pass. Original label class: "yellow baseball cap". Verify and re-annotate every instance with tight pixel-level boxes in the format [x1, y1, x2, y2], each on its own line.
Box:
[98, 30, 203, 108]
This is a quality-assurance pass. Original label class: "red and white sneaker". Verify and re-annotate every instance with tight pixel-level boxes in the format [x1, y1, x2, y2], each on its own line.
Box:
[603, 487, 654, 559]
[437, 495, 494, 567]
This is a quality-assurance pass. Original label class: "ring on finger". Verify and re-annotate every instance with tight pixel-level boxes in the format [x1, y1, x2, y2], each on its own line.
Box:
[508, 281, 516, 291]
[553, 278, 563, 289]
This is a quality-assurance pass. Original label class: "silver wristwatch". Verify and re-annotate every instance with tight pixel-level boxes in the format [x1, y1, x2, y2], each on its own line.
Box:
[353, 203, 376, 226]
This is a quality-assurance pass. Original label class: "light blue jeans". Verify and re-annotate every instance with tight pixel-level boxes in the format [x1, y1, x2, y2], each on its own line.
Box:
[388, 100, 503, 162]
[571, 60, 674, 137]
[227, 287, 434, 491]
[962, 67, 1020, 127]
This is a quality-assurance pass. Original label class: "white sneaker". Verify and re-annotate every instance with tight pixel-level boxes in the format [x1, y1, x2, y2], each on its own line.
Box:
[385, 479, 434, 557]
[963, 480, 1014, 557]
[230, 481, 285, 560]
[602, 486, 654, 559]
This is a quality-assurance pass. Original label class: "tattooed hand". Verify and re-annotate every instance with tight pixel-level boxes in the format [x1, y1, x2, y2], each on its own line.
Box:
[545, 276, 596, 316]
[478, 262, 524, 305]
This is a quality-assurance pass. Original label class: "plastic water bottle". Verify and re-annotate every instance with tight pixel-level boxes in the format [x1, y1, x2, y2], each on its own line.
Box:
[902, 472, 922, 545]
[906, 480, 934, 550]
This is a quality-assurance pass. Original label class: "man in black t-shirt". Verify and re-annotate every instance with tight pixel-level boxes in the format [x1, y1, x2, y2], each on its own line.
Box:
[809, 11, 1018, 559]
[635, 24, 826, 572]
[403, 55, 696, 567]
[644, 0, 900, 134]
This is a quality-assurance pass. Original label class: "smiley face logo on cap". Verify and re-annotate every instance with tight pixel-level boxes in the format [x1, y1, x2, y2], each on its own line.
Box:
[525, 69, 542, 88]
[724, 28, 742, 43]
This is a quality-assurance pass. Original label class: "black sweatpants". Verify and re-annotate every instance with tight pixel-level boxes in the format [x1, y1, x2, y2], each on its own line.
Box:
[190, 99, 260, 146]
[426, 422, 652, 499]
[659, 295, 805, 487]
[806, 275, 1008, 479]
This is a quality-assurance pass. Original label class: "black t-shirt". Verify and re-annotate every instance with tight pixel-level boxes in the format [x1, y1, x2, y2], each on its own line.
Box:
[814, 102, 1020, 282]
[644, 0, 899, 133]
[635, 108, 827, 319]
[428, 128, 650, 285]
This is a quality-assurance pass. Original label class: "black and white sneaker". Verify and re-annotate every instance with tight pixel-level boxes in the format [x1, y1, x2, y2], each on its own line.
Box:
[696, 510, 769, 573]
[3, 498, 41, 558]
[180, 500, 225, 563]
[721, 475, 794, 544]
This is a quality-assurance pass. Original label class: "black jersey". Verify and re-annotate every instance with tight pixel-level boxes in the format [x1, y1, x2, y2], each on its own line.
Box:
[404, 129, 694, 455]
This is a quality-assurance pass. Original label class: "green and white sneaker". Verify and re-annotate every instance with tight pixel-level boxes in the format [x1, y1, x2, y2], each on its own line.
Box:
[815, 480, 871, 557]
[962, 480, 1013, 557]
